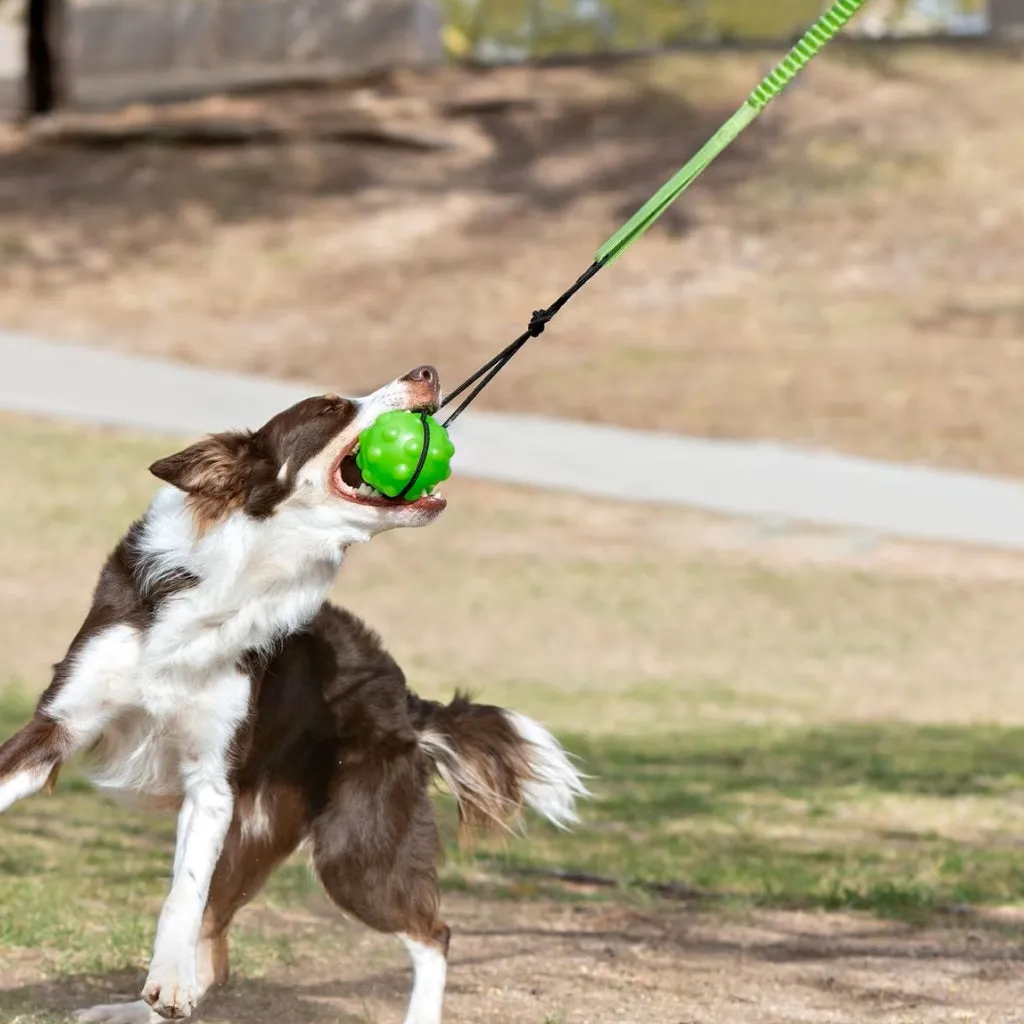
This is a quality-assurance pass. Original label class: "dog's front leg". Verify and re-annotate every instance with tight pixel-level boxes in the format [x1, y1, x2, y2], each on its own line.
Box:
[143, 761, 234, 1020]
[140, 661, 251, 1021]
[171, 797, 195, 881]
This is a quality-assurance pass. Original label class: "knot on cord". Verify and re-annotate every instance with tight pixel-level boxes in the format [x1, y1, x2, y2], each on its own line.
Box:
[527, 309, 552, 338]
[438, 261, 604, 426]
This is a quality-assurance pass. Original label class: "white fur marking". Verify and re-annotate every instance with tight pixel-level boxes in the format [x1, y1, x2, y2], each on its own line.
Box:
[241, 789, 274, 842]
[504, 712, 588, 829]
[0, 762, 54, 815]
[76, 932, 223, 1024]
[45, 625, 142, 746]
[0, 625, 147, 818]
[400, 934, 447, 1024]
[172, 795, 194, 879]
[143, 668, 250, 1019]
[418, 728, 519, 831]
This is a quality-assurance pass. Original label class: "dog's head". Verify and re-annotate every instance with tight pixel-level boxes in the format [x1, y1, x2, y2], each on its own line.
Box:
[149, 366, 447, 540]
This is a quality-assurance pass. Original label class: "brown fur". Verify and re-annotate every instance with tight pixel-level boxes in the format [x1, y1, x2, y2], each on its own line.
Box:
[183, 602, 545, 994]
[150, 432, 255, 532]
[5, 519, 199, 732]
[149, 394, 358, 532]
[0, 714, 68, 785]
[0, 603, 517, 1001]
[202, 931, 230, 989]
[410, 692, 534, 839]
[0, 371, 563, 1017]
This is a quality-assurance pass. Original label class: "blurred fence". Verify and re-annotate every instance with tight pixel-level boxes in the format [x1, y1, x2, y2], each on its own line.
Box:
[0, 0, 443, 115]
[0, 0, 1008, 118]
[70, 0, 442, 82]
[63, 0, 999, 91]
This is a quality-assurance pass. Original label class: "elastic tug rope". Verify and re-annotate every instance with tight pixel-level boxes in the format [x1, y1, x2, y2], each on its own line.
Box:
[398, 0, 868, 498]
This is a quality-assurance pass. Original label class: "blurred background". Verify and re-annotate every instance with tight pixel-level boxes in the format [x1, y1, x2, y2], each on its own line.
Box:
[3, 2, 1024, 1022]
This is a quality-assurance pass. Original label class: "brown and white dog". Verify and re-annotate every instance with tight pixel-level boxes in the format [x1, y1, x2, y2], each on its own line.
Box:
[0, 366, 586, 1024]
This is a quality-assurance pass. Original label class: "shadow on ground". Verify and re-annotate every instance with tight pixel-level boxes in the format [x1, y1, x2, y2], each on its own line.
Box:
[465, 723, 1024, 919]
[5, 682, 1024, 984]
[0, 64, 784, 266]
[2, 902, 1023, 1024]
[0, 967, 407, 1023]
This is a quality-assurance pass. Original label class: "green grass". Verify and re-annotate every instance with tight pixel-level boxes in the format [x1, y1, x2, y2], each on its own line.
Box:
[444, 724, 1024, 921]
[0, 692, 336, 982]
[8, 684, 1024, 988]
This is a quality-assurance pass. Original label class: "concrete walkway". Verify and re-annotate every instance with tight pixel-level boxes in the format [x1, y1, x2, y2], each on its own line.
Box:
[3, 329, 1023, 552]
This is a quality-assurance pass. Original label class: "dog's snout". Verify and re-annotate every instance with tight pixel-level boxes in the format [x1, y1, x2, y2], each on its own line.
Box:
[402, 365, 438, 386]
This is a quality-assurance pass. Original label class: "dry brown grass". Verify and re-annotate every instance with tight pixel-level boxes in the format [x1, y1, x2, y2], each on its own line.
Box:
[7, 414, 1024, 1024]
[5, 411, 1024, 733]
[2, 48, 1024, 475]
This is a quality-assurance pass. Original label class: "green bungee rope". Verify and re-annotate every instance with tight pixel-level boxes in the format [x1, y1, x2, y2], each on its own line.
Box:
[596, 0, 868, 264]
[356, 0, 869, 499]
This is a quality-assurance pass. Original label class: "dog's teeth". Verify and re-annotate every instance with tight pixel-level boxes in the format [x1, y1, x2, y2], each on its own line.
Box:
[353, 480, 393, 501]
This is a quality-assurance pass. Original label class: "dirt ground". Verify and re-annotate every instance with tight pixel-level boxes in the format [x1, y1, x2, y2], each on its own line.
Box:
[214, 898, 1024, 1024]
[5, 893, 1024, 1024]
[1, 47, 1024, 475]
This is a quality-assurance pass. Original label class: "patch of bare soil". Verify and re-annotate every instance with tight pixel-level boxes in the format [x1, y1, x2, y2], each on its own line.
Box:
[5, 895, 1024, 1023]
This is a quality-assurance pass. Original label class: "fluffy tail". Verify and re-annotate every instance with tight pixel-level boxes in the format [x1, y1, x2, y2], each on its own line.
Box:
[409, 692, 587, 837]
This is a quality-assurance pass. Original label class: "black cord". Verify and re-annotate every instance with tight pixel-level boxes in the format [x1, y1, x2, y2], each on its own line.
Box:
[395, 410, 432, 501]
[439, 260, 604, 427]
[397, 257, 605, 499]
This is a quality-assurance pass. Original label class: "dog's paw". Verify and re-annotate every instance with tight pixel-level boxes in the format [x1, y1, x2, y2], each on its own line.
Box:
[141, 961, 199, 1021]
[75, 1000, 159, 1024]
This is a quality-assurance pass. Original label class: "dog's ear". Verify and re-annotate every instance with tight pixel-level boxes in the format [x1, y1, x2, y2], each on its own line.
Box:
[149, 432, 259, 497]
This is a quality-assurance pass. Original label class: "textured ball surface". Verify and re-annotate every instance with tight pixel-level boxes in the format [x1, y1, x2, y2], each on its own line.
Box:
[356, 411, 455, 500]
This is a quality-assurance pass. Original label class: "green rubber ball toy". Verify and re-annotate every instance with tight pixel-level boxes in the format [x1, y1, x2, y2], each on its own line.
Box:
[356, 411, 455, 501]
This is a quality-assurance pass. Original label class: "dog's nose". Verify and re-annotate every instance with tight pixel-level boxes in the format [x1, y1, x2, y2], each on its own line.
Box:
[402, 365, 439, 386]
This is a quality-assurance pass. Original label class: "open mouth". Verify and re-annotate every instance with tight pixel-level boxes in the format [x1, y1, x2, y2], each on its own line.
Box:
[332, 406, 446, 511]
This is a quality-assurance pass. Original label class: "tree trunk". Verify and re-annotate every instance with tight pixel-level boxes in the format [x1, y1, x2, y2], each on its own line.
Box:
[25, 0, 68, 117]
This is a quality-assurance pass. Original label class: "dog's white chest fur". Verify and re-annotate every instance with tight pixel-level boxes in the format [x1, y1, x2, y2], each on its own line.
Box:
[140, 487, 346, 671]
[0, 373, 455, 1023]
[49, 489, 344, 809]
